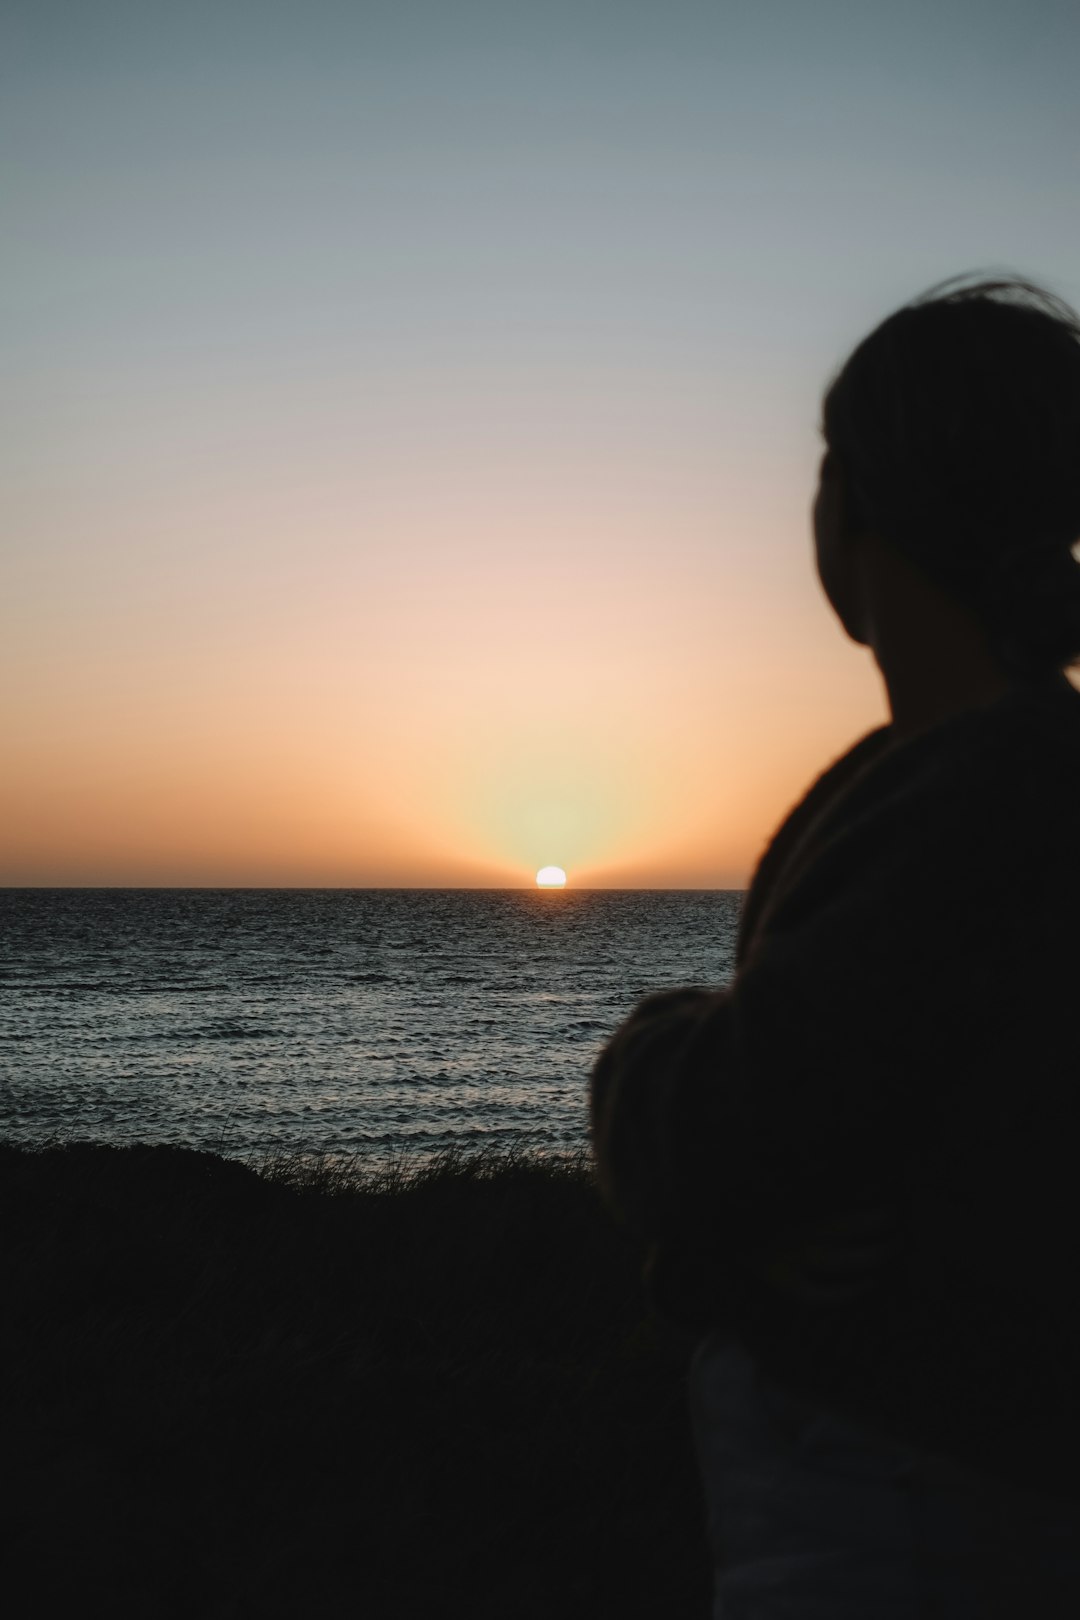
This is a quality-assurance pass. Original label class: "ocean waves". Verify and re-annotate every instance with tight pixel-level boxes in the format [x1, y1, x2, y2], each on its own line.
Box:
[1, 888, 741, 1164]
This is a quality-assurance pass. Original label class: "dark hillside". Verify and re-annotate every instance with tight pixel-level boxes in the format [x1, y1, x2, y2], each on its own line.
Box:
[0, 1141, 710, 1618]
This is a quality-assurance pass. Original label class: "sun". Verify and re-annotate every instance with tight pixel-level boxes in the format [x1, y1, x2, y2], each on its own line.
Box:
[535, 865, 567, 888]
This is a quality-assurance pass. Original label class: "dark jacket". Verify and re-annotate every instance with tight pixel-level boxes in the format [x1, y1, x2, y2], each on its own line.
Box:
[590, 676, 1080, 1491]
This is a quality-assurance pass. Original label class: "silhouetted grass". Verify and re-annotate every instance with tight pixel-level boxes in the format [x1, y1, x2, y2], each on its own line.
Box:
[0, 1139, 710, 1618]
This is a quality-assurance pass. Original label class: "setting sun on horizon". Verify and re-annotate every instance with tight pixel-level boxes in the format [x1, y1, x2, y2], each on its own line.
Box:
[4, 3, 1078, 890]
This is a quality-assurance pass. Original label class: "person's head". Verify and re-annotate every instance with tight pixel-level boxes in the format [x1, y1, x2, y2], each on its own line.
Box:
[815, 275, 1080, 679]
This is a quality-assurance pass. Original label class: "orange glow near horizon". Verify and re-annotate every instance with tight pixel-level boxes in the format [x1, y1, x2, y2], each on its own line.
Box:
[0, 461, 892, 888]
[0, 511, 887, 886]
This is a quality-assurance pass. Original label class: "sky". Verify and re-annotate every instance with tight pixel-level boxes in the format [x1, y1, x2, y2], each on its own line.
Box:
[4, 0, 1079, 887]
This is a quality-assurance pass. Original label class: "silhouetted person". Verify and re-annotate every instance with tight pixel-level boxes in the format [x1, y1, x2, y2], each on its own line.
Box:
[591, 276, 1080, 1617]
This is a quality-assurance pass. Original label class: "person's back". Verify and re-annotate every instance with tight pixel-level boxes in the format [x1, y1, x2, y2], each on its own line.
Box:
[590, 276, 1080, 1616]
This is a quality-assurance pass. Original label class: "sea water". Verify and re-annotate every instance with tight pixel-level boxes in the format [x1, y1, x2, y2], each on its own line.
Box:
[0, 888, 742, 1163]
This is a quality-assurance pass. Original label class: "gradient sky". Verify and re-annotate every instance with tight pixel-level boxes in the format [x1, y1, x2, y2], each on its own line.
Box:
[4, 0, 1079, 887]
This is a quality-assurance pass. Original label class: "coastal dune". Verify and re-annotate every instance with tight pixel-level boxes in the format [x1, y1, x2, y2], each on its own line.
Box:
[1, 1140, 709, 1618]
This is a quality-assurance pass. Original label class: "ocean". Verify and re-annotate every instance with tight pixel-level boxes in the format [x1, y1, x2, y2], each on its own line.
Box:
[0, 888, 742, 1164]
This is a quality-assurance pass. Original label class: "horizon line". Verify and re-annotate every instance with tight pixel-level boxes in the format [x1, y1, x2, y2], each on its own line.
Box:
[1, 882, 749, 893]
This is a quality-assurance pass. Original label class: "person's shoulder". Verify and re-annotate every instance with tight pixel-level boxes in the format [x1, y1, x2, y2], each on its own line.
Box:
[881, 680, 1080, 894]
[934, 679, 1080, 802]
[741, 682, 1080, 955]
[852, 679, 1080, 804]
[736, 725, 892, 955]
[967, 675, 1080, 743]
[790, 682, 1079, 891]
[1006, 676, 1080, 759]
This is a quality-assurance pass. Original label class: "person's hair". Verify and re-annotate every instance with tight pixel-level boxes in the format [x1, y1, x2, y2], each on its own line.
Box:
[822, 274, 1080, 677]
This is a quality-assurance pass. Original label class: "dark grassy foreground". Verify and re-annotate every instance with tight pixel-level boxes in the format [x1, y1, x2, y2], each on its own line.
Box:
[0, 1140, 712, 1619]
